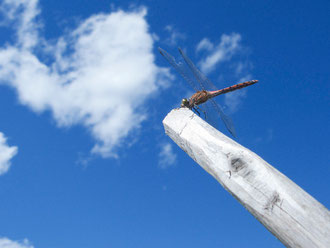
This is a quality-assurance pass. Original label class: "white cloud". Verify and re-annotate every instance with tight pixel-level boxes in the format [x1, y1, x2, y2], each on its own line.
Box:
[0, 132, 18, 175]
[158, 143, 176, 169]
[0, 0, 169, 157]
[196, 38, 214, 52]
[224, 74, 253, 113]
[164, 25, 185, 46]
[195, 34, 255, 113]
[224, 88, 247, 113]
[196, 33, 241, 74]
[0, 237, 33, 248]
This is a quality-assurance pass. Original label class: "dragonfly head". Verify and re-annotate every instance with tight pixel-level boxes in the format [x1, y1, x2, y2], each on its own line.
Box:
[181, 98, 190, 108]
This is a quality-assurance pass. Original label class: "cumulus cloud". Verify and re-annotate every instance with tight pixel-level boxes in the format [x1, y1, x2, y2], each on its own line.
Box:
[158, 143, 176, 169]
[0, 0, 169, 157]
[0, 132, 18, 175]
[196, 33, 241, 74]
[0, 237, 33, 248]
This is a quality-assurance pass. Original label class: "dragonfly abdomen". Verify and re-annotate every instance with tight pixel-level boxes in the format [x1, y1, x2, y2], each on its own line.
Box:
[210, 80, 258, 98]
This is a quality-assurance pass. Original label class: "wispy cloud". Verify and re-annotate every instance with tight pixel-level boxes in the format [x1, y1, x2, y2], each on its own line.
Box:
[0, 132, 18, 175]
[158, 143, 177, 169]
[0, 237, 33, 248]
[255, 128, 274, 143]
[196, 33, 241, 74]
[0, 0, 169, 158]
[224, 89, 247, 113]
[196, 38, 214, 52]
[164, 25, 185, 46]
[224, 74, 253, 113]
[196, 33, 255, 113]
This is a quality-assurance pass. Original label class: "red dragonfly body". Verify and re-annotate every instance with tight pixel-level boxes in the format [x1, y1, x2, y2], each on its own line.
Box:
[182, 80, 258, 108]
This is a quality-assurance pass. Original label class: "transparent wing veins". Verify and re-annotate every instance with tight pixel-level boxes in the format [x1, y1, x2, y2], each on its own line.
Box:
[178, 47, 236, 137]
[158, 47, 200, 92]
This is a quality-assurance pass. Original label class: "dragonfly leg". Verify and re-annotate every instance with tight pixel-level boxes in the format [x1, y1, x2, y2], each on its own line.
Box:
[192, 106, 201, 116]
[194, 105, 207, 119]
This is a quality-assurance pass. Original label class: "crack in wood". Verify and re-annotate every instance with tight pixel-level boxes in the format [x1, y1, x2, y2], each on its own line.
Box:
[264, 191, 281, 211]
[178, 112, 195, 136]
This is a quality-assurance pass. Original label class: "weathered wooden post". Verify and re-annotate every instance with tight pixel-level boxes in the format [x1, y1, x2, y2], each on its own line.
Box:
[163, 108, 330, 248]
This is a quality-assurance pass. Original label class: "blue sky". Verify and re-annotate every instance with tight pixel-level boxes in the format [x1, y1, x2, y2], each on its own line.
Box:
[0, 0, 329, 247]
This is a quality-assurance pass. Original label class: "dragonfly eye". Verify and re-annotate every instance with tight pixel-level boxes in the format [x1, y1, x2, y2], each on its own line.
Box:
[181, 98, 189, 108]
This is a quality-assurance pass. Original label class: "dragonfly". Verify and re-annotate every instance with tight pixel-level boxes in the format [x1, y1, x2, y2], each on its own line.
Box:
[158, 47, 258, 137]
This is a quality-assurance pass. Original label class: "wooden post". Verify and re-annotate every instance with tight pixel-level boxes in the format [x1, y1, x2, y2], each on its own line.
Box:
[163, 108, 330, 248]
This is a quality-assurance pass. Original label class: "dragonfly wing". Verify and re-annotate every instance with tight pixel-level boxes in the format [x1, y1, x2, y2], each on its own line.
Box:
[178, 47, 217, 91]
[158, 47, 200, 92]
[198, 101, 218, 128]
[210, 98, 237, 137]
[178, 48, 237, 137]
